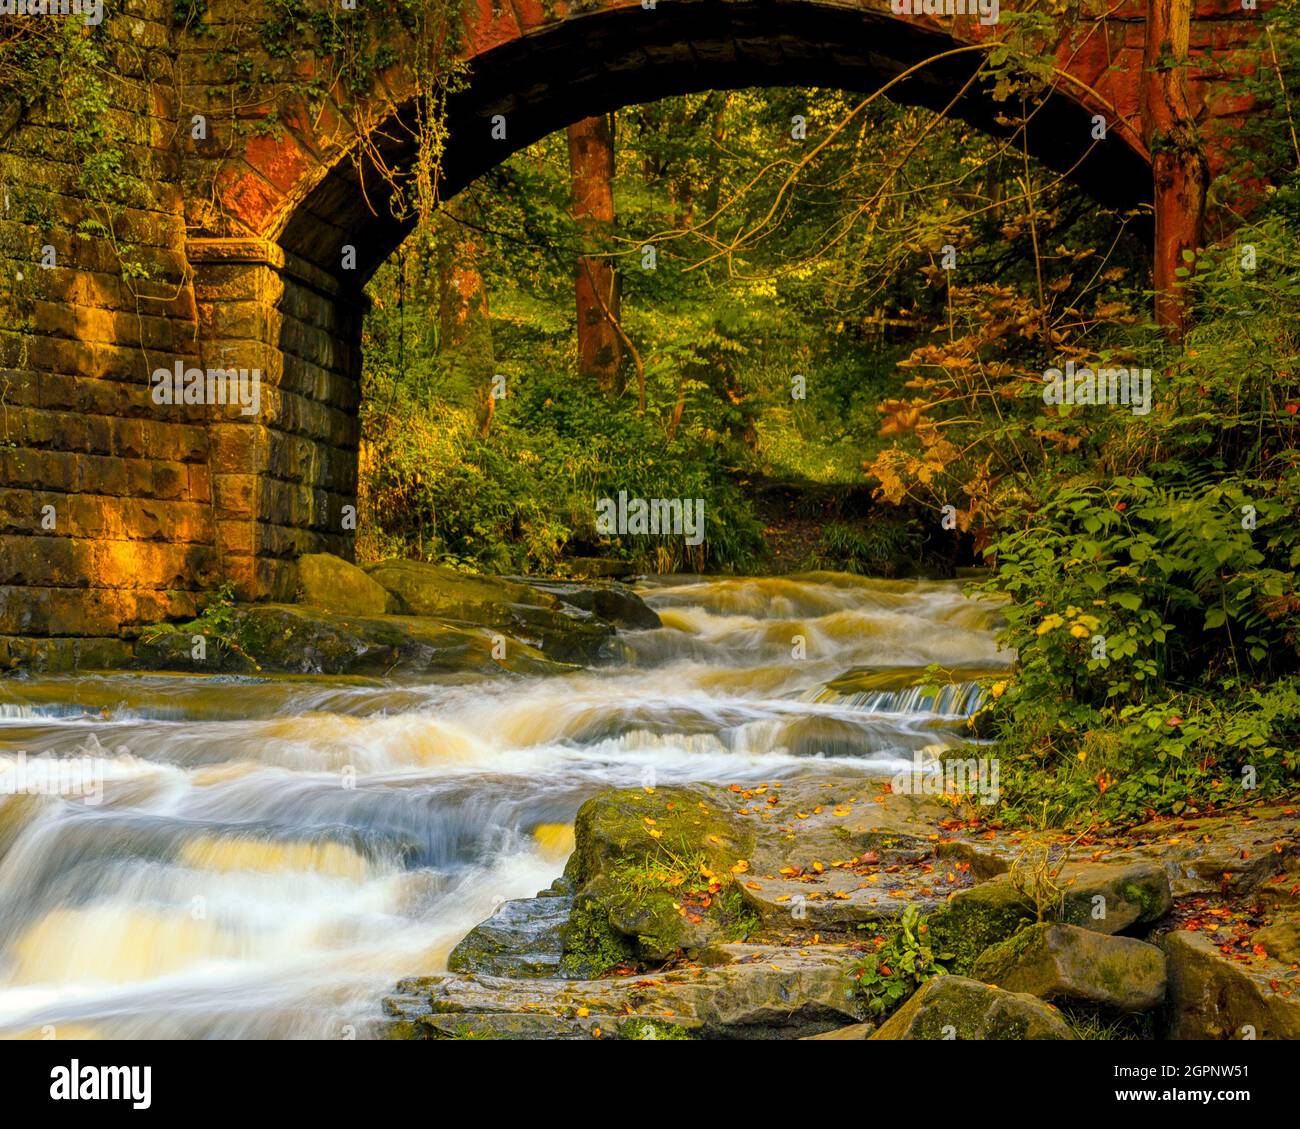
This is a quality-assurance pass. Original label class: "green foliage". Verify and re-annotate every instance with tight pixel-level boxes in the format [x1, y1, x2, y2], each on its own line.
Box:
[357, 342, 767, 574]
[984, 472, 1295, 718]
[849, 906, 951, 1020]
[0, 9, 149, 279]
[803, 519, 925, 575]
[139, 582, 256, 665]
[1060, 1005, 1155, 1041]
[995, 676, 1300, 828]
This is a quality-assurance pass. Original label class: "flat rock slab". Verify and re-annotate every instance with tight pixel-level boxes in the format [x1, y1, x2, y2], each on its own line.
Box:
[704, 777, 975, 937]
[972, 923, 1167, 1012]
[871, 975, 1075, 1040]
[1124, 804, 1300, 902]
[383, 944, 867, 1040]
[940, 803, 1300, 903]
[803, 1022, 876, 1040]
[1163, 928, 1300, 1040]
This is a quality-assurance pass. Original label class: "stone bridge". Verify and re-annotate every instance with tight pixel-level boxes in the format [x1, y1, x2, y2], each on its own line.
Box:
[0, 0, 1274, 666]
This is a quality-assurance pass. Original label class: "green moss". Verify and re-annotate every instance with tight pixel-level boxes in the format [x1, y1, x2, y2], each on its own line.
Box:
[927, 884, 1035, 974]
[1120, 880, 1161, 918]
[906, 987, 1030, 1039]
[621, 1018, 693, 1041]
[561, 786, 758, 966]
[559, 895, 638, 978]
[970, 921, 1044, 982]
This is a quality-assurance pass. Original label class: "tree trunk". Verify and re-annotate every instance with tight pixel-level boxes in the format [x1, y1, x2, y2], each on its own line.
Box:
[702, 92, 729, 235]
[436, 197, 496, 435]
[567, 114, 623, 395]
[1140, 0, 1208, 339]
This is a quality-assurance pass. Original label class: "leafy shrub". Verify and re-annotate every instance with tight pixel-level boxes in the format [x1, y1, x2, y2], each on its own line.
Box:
[849, 906, 951, 1020]
[803, 519, 925, 576]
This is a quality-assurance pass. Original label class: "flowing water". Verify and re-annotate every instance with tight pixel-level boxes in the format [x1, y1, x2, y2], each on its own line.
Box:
[0, 573, 1006, 1039]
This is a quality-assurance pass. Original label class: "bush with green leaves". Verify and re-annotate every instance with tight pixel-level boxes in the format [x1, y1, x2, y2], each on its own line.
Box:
[849, 906, 951, 1020]
[358, 360, 767, 574]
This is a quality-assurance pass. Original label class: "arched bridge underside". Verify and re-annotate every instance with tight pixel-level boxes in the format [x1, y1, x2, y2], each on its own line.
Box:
[0, 0, 1268, 665]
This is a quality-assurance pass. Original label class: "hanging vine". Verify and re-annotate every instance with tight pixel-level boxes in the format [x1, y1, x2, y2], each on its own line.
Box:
[178, 0, 467, 236]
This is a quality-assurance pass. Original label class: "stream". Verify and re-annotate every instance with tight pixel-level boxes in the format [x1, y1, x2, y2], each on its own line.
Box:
[0, 573, 1006, 1038]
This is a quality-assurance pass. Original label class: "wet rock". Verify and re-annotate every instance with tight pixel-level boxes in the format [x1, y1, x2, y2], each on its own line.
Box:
[512, 578, 661, 631]
[1163, 929, 1300, 1039]
[447, 896, 573, 979]
[139, 605, 572, 677]
[1124, 804, 1300, 902]
[971, 923, 1167, 1012]
[1252, 917, 1300, 964]
[559, 785, 757, 972]
[711, 777, 962, 938]
[295, 552, 389, 617]
[870, 975, 1076, 1040]
[365, 559, 621, 664]
[802, 1022, 876, 1040]
[384, 943, 866, 1040]
[439, 779, 969, 983]
[495, 602, 622, 665]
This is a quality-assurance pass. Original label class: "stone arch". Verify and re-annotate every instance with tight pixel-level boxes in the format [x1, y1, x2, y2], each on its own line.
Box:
[191, 1, 1169, 599]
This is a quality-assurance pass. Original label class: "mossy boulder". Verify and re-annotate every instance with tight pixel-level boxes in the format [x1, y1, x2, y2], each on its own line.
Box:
[296, 553, 390, 616]
[870, 975, 1076, 1040]
[927, 858, 1172, 974]
[971, 923, 1167, 1012]
[925, 881, 1037, 974]
[133, 626, 257, 673]
[365, 559, 621, 663]
[365, 559, 554, 618]
[1055, 860, 1173, 934]
[559, 786, 757, 973]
